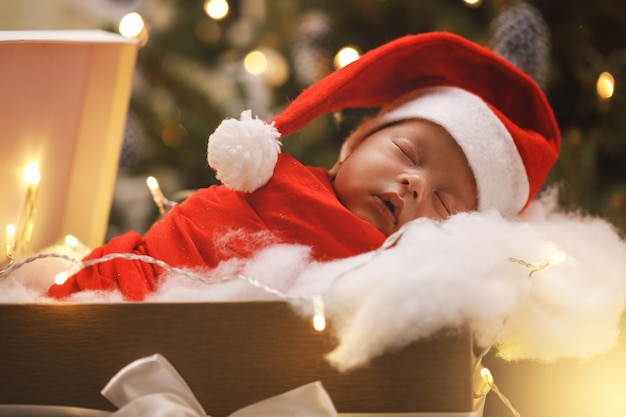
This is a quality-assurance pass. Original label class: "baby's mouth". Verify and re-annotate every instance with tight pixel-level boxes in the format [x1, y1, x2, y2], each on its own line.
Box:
[378, 193, 404, 225]
[384, 200, 396, 214]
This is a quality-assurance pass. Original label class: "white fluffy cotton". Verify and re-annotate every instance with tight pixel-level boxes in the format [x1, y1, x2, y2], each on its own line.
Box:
[2, 191, 626, 373]
[288, 191, 626, 370]
[146, 244, 312, 302]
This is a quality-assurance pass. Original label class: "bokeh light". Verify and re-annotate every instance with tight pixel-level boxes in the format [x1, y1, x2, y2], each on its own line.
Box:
[334, 46, 360, 69]
[597, 71, 615, 99]
[204, 0, 230, 20]
[244, 50, 268, 75]
[119, 12, 145, 39]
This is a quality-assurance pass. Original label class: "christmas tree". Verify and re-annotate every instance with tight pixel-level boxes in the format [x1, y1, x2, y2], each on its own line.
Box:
[8, 0, 617, 237]
[102, 0, 626, 237]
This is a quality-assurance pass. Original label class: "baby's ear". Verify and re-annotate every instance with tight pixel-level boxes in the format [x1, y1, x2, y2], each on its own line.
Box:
[328, 160, 343, 177]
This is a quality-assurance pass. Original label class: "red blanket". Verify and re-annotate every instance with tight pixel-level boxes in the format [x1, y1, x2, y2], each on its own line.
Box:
[48, 154, 386, 300]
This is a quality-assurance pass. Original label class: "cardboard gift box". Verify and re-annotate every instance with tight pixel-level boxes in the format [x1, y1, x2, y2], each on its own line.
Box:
[0, 302, 481, 416]
[0, 30, 137, 259]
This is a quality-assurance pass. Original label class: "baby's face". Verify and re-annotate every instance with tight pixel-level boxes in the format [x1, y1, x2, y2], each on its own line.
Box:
[333, 119, 477, 236]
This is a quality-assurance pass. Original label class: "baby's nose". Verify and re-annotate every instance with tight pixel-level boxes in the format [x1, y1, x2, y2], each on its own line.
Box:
[405, 171, 431, 200]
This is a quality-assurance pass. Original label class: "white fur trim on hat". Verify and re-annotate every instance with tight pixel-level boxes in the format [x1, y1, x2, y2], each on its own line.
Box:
[207, 110, 282, 192]
[341, 86, 529, 216]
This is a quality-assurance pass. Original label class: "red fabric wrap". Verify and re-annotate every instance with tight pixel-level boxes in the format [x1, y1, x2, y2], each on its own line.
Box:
[47, 154, 385, 300]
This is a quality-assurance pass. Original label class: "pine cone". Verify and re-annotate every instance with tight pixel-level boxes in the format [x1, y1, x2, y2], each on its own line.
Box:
[292, 11, 333, 88]
[489, 2, 551, 89]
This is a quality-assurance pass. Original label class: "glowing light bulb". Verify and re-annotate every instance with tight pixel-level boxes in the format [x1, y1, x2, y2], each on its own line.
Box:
[334, 46, 360, 69]
[597, 71, 615, 99]
[244, 50, 268, 75]
[119, 12, 145, 39]
[54, 271, 70, 285]
[147, 176, 167, 216]
[550, 251, 566, 265]
[204, 0, 229, 20]
[312, 295, 326, 332]
[18, 162, 41, 251]
[5, 224, 15, 260]
[54, 263, 82, 285]
[23, 163, 40, 185]
[480, 367, 494, 386]
[463, 0, 483, 7]
[64, 234, 79, 248]
[146, 176, 159, 191]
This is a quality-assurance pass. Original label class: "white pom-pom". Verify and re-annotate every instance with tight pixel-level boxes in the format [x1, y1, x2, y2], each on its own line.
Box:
[207, 110, 282, 192]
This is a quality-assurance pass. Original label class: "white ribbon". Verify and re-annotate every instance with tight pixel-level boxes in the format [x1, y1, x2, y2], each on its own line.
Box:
[101, 354, 483, 417]
[101, 354, 338, 417]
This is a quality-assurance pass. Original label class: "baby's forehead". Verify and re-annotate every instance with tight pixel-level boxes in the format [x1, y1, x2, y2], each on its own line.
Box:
[365, 118, 454, 143]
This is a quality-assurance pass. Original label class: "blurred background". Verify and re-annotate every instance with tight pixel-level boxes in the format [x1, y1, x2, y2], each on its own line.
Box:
[2, 0, 624, 239]
[2, 1, 626, 416]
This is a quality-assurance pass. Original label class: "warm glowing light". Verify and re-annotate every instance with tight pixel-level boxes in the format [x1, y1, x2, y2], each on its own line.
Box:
[313, 314, 326, 332]
[463, 0, 483, 7]
[5, 224, 15, 260]
[119, 12, 145, 38]
[597, 71, 615, 99]
[550, 251, 566, 265]
[312, 295, 326, 331]
[54, 263, 81, 285]
[480, 367, 494, 386]
[146, 176, 159, 191]
[204, 0, 229, 20]
[64, 234, 79, 248]
[19, 162, 41, 252]
[334, 46, 360, 69]
[244, 50, 268, 75]
[54, 271, 70, 285]
[146, 176, 167, 216]
[23, 163, 40, 185]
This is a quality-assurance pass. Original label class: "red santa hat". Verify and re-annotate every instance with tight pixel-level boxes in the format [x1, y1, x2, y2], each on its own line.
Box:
[207, 32, 560, 216]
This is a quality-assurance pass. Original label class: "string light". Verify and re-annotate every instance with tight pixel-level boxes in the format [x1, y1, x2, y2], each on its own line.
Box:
[473, 366, 494, 399]
[64, 234, 80, 248]
[0, 252, 76, 279]
[23, 162, 41, 185]
[48, 252, 328, 331]
[5, 224, 15, 262]
[478, 367, 522, 417]
[63, 234, 89, 254]
[480, 367, 494, 387]
[18, 162, 40, 252]
[509, 250, 567, 277]
[147, 176, 166, 216]
[146, 176, 177, 216]
[54, 263, 81, 286]
[312, 295, 326, 331]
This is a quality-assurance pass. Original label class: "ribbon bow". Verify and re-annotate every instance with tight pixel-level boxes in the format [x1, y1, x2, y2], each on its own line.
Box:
[102, 354, 338, 417]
